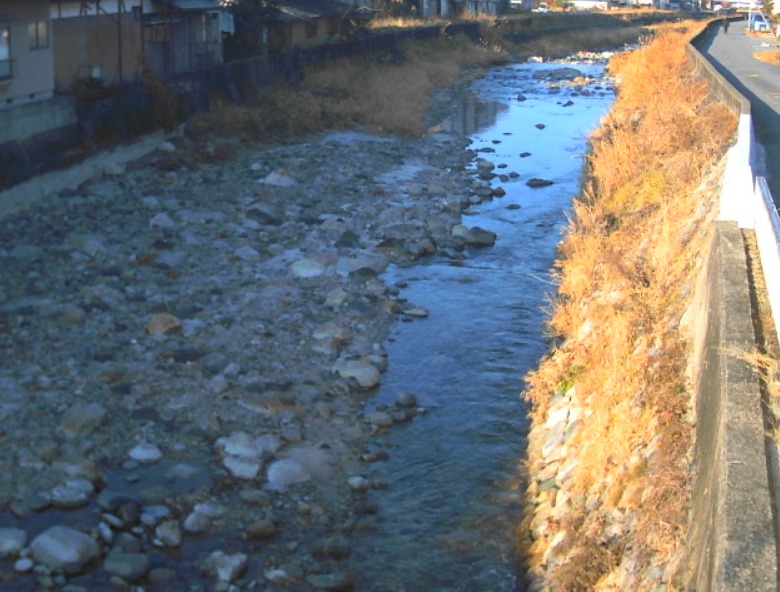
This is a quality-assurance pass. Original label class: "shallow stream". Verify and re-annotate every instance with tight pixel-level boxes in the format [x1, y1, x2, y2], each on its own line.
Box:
[352, 58, 615, 591]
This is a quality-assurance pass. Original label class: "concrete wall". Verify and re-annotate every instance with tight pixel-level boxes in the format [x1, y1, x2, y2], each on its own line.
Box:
[678, 221, 777, 591]
[0, 95, 76, 145]
[679, 21, 780, 591]
[0, 0, 55, 107]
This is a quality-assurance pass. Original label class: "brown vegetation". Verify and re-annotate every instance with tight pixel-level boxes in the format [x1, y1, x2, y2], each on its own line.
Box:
[755, 49, 780, 67]
[188, 35, 506, 141]
[521, 20, 737, 590]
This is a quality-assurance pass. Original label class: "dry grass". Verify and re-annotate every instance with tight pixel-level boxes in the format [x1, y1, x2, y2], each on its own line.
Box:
[755, 49, 780, 66]
[522, 19, 737, 589]
[188, 35, 506, 140]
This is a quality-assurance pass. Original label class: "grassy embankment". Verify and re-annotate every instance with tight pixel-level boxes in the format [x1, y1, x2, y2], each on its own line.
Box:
[519, 20, 736, 590]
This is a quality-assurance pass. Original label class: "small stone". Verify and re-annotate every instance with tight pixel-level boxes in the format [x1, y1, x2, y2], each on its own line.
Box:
[526, 178, 554, 188]
[14, 557, 34, 573]
[145, 313, 182, 336]
[30, 526, 100, 570]
[333, 359, 380, 389]
[320, 536, 351, 560]
[60, 403, 106, 438]
[103, 551, 151, 582]
[223, 455, 261, 480]
[265, 459, 311, 492]
[129, 443, 162, 464]
[395, 392, 417, 408]
[234, 246, 260, 261]
[366, 412, 394, 427]
[140, 505, 171, 527]
[184, 511, 211, 534]
[201, 551, 248, 583]
[347, 476, 369, 492]
[290, 259, 326, 278]
[50, 479, 94, 509]
[535, 123, 546, 129]
[246, 520, 277, 539]
[0, 528, 26, 558]
[155, 520, 182, 547]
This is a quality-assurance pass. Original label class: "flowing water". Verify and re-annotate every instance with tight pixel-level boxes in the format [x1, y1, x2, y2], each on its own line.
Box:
[352, 58, 615, 591]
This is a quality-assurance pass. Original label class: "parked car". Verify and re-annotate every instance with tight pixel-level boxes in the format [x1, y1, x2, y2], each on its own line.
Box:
[749, 13, 770, 32]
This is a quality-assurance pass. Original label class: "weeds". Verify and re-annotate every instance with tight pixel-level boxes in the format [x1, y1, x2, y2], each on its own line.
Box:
[522, 20, 737, 589]
[189, 35, 506, 142]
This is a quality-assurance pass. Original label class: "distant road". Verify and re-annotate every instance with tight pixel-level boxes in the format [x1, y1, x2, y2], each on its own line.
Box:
[694, 18, 780, 202]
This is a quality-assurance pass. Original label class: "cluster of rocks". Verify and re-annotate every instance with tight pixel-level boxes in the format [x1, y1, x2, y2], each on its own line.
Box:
[0, 109, 526, 589]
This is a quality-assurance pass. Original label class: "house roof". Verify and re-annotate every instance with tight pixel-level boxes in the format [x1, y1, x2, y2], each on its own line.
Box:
[273, 0, 354, 22]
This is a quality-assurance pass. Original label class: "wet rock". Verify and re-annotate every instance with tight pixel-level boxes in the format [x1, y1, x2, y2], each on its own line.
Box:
[266, 459, 311, 492]
[451, 224, 497, 247]
[535, 123, 546, 130]
[395, 391, 418, 408]
[527, 178, 554, 188]
[30, 526, 100, 571]
[0, 527, 26, 558]
[532, 66, 583, 81]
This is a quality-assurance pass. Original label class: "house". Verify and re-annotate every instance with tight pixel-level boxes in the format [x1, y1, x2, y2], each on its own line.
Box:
[0, 0, 77, 149]
[143, 0, 231, 77]
[1, 0, 55, 107]
[50, 0, 144, 91]
[51, 0, 231, 84]
[266, 0, 354, 53]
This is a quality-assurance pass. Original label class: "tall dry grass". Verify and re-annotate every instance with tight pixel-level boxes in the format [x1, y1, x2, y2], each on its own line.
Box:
[188, 35, 506, 141]
[522, 20, 736, 590]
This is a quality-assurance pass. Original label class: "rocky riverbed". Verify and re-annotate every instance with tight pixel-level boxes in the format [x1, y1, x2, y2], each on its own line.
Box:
[0, 57, 614, 591]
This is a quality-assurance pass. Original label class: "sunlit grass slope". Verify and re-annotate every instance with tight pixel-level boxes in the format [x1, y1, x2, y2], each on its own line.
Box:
[520, 20, 737, 591]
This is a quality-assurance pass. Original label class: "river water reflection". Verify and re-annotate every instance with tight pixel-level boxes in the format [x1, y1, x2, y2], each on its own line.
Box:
[352, 58, 615, 591]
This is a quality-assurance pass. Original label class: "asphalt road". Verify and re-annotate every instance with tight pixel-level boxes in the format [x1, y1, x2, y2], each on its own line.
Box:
[695, 18, 780, 199]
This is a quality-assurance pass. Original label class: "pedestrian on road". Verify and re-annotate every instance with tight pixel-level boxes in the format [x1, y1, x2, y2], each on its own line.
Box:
[723, 18, 730, 33]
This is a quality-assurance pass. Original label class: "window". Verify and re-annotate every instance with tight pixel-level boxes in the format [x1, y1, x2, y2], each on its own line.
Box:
[28, 20, 49, 50]
[0, 25, 10, 79]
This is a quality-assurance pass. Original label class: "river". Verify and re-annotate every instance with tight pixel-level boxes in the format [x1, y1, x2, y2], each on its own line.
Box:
[352, 56, 615, 591]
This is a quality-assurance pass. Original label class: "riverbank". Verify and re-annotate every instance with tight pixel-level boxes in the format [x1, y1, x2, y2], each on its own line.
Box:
[519, 20, 737, 591]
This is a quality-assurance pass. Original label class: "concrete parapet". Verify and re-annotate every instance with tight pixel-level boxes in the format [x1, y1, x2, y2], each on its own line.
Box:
[0, 96, 77, 145]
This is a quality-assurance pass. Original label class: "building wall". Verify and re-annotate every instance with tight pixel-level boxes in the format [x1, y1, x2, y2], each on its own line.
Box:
[0, 0, 55, 108]
[52, 14, 144, 92]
